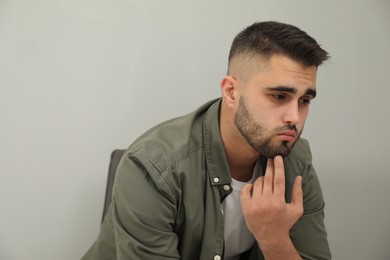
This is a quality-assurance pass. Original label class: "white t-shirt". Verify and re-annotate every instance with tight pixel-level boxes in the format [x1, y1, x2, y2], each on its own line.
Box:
[222, 161, 261, 260]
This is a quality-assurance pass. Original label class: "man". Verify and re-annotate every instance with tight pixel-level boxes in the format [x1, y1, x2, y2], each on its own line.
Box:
[83, 21, 331, 259]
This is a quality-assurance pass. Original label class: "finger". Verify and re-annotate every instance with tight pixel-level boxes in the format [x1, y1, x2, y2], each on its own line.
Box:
[262, 159, 274, 194]
[273, 155, 286, 196]
[291, 176, 303, 206]
[252, 176, 264, 199]
[240, 183, 254, 211]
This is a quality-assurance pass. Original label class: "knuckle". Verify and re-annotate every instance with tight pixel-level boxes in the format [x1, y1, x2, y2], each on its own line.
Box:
[274, 176, 285, 186]
[295, 205, 304, 216]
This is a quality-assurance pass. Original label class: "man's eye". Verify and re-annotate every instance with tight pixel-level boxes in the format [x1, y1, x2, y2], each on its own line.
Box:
[272, 94, 286, 101]
[299, 98, 311, 105]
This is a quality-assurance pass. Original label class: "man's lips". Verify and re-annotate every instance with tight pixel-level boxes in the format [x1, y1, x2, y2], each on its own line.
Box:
[276, 130, 296, 142]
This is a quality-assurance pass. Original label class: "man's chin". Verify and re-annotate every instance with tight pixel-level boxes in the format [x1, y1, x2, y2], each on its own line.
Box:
[263, 142, 293, 158]
[251, 137, 299, 159]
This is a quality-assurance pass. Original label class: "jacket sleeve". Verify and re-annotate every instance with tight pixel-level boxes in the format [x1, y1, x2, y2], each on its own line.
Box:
[111, 151, 180, 259]
[289, 161, 331, 260]
[284, 139, 331, 260]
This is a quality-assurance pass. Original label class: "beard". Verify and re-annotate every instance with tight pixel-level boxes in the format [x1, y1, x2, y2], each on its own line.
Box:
[234, 96, 302, 158]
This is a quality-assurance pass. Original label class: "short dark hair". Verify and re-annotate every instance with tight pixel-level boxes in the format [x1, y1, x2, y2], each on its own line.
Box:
[228, 21, 329, 70]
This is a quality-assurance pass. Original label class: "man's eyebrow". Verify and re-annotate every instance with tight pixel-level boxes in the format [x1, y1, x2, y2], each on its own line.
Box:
[265, 86, 297, 94]
[265, 86, 317, 98]
[306, 88, 317, 98]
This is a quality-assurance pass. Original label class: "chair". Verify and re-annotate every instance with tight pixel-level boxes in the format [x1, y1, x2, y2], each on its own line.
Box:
[101, 149, 126, 222]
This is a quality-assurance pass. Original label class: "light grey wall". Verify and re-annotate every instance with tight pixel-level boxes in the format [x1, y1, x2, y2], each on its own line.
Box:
[1, 1, 389, 259]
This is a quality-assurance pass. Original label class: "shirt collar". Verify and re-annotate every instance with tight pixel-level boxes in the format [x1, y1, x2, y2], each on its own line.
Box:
[202, 99, 232, 186]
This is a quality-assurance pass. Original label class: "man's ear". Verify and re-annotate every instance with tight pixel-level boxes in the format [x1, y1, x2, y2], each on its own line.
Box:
[220, 76, 239, 108]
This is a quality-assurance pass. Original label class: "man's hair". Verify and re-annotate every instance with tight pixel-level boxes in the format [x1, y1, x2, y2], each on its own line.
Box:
[228, 21, 329, 74]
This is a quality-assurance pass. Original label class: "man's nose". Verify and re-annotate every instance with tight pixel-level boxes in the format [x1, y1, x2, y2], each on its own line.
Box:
[282, 102, 301, 125]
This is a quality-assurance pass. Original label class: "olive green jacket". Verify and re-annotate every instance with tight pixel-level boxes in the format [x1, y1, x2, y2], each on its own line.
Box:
[82, 99, 331, 260]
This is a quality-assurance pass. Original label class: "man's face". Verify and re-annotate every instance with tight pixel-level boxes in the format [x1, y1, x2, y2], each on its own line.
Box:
[233, 54, 317, 158]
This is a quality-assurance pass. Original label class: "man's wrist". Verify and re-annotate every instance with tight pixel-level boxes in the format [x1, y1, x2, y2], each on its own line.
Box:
[257, 235, 302, 260]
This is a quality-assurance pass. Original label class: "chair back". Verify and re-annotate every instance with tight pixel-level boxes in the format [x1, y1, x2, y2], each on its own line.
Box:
[102, 149, 126, 222]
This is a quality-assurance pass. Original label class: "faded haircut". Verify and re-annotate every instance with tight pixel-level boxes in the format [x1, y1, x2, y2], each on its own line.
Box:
[228, 21, 329, 75]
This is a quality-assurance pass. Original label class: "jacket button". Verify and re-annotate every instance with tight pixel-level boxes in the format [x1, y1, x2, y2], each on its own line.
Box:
[214, 255, 221, 260]
[213, 177, 219, 183]
[223, 185, 230, 191]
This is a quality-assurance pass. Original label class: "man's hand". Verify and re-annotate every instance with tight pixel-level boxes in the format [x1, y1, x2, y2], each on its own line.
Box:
[240, 155, 303, 258]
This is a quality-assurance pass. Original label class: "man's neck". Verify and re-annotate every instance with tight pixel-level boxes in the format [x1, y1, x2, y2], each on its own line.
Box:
[219, 100, 260, 182]
[221, 127, 259, 182]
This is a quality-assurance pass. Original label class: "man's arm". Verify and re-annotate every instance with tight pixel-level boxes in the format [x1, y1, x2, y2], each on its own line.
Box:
[287, 160, 331, 260]
[110, 152, 180, 259]
[240, 156, 303, 260]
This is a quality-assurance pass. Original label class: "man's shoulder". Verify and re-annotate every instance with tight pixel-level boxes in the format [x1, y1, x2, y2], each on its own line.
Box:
[286, 138, 313, 163]
[126, 99, 220, 169]
[128, 116, 201, 168]
[283, 138, 315, 181]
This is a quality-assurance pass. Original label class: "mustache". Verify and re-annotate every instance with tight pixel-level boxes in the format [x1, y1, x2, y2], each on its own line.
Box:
[275, 124, 298, 132]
